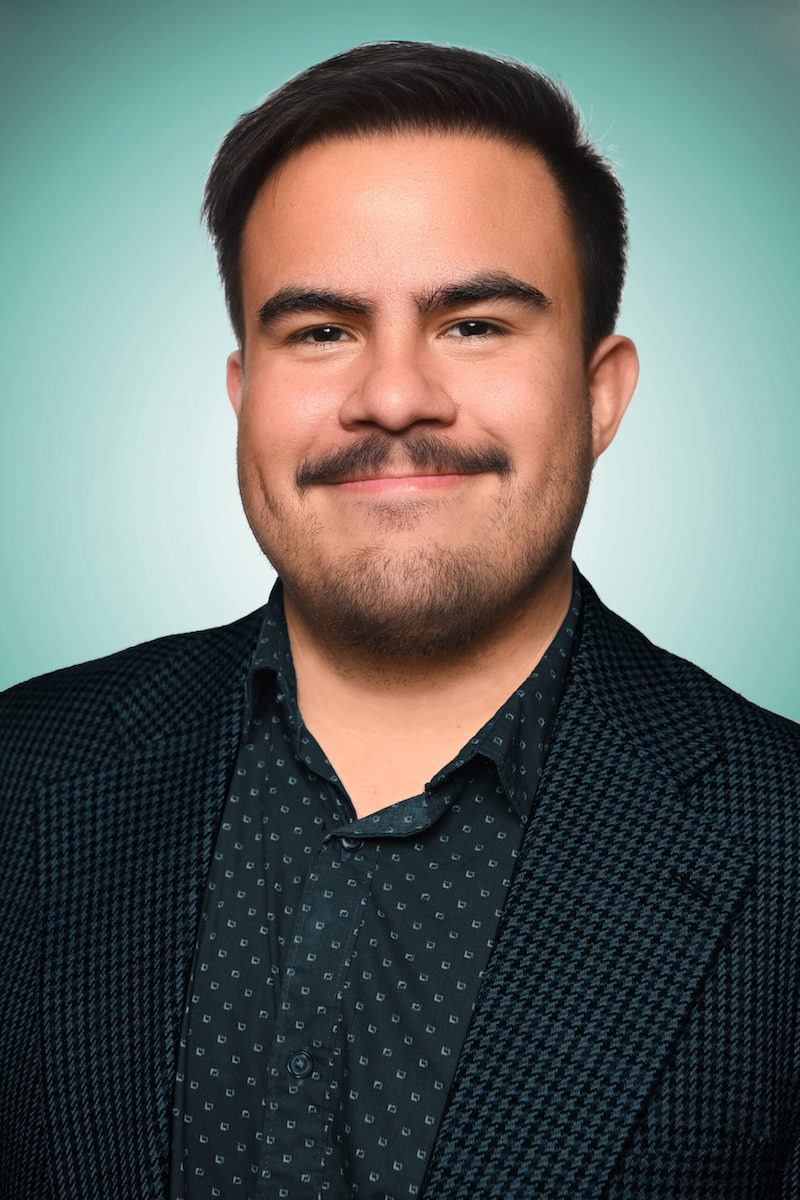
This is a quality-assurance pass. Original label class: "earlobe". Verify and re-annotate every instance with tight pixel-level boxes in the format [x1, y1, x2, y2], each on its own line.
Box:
[587, 335, 639, 460]
[226, 350, 244, 417]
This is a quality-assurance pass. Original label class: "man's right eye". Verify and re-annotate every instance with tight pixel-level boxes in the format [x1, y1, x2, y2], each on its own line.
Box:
[292, 324, 348, 344]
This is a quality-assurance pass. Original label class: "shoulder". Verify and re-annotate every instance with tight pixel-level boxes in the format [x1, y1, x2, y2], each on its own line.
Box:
[0, 607, 265, 786]
[577, 577, 800, 777]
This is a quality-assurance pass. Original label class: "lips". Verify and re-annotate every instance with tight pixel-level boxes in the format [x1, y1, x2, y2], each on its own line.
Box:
[334, 467, 479, 483]
[333, 471, 476, 492]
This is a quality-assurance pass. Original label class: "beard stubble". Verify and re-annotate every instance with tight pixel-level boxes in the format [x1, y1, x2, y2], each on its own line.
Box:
[239, 419, 593, 661]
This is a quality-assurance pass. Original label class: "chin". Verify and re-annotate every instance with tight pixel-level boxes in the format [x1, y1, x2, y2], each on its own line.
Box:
[278, 536, 571, 660]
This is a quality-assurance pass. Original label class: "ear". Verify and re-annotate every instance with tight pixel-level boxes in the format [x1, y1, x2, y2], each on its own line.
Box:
[586, 335, 639, 460]
[226, 349, 244, 417]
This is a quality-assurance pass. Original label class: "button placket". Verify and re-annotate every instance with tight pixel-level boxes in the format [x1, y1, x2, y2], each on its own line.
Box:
[258, 837, 375, 1198]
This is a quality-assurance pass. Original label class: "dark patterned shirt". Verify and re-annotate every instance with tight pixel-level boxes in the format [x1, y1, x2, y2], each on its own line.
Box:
[170, 573, 582, 1200]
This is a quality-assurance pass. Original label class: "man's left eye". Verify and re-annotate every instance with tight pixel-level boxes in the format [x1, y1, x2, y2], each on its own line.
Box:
[445, 320, 501, 338]
[302, 325, 348, 343]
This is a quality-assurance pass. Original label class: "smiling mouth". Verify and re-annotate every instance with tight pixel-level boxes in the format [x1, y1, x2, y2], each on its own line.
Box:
[332, 471, 478, 493]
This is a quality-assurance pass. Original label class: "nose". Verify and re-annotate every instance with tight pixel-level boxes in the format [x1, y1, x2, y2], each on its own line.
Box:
[338, 340, 458, 433]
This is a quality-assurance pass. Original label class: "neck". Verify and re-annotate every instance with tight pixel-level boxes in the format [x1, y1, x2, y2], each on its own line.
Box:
[283, 560, 574, 817]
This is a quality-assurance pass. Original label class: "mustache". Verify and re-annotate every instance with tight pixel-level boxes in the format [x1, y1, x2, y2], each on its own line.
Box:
[296, 431, 512, 489]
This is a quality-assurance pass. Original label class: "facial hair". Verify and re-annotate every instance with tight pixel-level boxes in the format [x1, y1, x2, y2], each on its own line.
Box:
[239, 420, 593, 661]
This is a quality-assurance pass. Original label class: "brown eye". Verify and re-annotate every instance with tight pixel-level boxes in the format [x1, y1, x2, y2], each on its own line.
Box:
[446, 319, 503, 338]
[308, 325, 345, 342]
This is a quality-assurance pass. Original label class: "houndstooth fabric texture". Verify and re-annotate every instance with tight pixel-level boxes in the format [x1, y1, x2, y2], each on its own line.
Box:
[1, 578, 798, 1199]
[0, 610, 263, 1199]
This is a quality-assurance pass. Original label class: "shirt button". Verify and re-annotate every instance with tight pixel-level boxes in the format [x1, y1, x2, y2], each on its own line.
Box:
[287, 1050, 313, 1078]
[340, 836, 364, 853]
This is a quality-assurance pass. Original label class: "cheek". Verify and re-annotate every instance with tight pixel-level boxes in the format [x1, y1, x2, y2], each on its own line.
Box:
[237, 382, 297, 468]
[239, 362, 343, 449]
[235, 403, 284, 503]
[470, 366, 587, 462]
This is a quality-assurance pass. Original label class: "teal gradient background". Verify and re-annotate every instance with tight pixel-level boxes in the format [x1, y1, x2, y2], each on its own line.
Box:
[1, 0, 798, 718]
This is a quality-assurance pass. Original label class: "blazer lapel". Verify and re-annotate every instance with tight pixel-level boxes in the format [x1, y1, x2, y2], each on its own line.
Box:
[422, 587, 756, 1199]
[38, 612, 261, 1196]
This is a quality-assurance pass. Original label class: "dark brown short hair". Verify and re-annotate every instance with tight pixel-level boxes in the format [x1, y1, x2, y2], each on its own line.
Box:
[203, 40, 627, 354]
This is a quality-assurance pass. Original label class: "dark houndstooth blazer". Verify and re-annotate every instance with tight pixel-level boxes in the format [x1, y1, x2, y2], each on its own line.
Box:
[1, 578, 798, 1198]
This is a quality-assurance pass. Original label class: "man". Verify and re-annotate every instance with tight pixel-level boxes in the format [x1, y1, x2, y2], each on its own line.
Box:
[1, 40, 798, 1200]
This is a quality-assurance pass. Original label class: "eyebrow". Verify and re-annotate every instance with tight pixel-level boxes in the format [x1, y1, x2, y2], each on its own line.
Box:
[257, 286, 375, 330]
[255, 271, 551, 331]
[418, 272, 552, 314]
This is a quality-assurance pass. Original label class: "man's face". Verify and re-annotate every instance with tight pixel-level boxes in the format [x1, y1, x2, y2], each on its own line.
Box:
[228, 132, 634, 657]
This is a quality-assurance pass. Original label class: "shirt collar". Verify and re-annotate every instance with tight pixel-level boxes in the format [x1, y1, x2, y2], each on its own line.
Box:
[425, 570, 582, 819]
[248, 581, 302, 729]
[248, 568, 582, 823]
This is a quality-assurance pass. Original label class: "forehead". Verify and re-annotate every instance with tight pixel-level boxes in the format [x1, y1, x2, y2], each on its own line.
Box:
[239, 131, 581, 313]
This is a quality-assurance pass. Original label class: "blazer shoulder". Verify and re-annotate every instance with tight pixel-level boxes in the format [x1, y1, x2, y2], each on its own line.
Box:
[578, 578, 800, 779]
[684, 653, 800, 795]
[0, 607, 265, 787]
